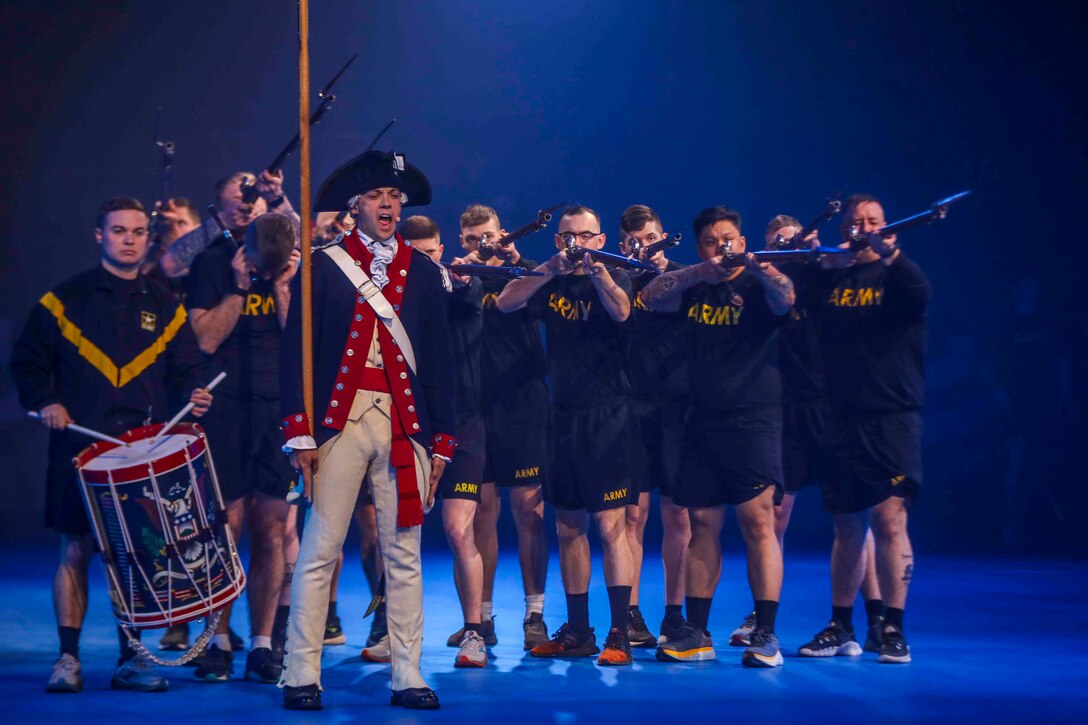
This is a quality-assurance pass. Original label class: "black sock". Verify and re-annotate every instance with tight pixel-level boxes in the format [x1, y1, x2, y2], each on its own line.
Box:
[58, 626, 80, 659]
[686, 596, 713, 634]
[566, 592, 590, 632]
[754, 600, 779, 634]
[832, 605, 854, 632]
[864, 598, 885, 624]
[607, 586, 632, 632]
[327, 600, 338, 620]
[118, 627, 141, 663]
[664, 604, 683, 621]
[885, 607, 904, 629]
[463, 622, 481, 634]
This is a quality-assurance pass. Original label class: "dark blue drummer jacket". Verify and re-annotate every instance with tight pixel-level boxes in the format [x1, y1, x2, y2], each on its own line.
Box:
[10, 266, 208, 453]
[278, 233, 457, 457]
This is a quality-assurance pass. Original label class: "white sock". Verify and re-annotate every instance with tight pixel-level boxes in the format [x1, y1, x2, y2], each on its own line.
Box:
[213, 633, 232, 652]
[481, 601, 493, 622]
[525, 593, 545, 620]
[251, 635, 272, 651]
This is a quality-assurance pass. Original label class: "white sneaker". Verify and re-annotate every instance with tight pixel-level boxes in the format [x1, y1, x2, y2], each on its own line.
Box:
[46, 653, 82, 693]
[360, 635, 391, 663]
[454, 630, 487, 668]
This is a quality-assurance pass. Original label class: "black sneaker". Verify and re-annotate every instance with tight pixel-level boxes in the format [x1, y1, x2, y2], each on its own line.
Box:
[877, 624, 911, 664]
[798, 622, 863, 657]
[244, 647, 281, 683]
[530, 623, 600, 658]
[657, 614, 686, 645]
[194, 644, 233, 682]
[366, 604, 388, 648]
[864, 617, 885, 652]
[627, 609, 656, 648]
[523, 612, 549, 650]
[323, 614, 346, 646]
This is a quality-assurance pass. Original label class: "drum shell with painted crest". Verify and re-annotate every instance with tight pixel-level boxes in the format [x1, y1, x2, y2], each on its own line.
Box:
[73, 422, 245, 629]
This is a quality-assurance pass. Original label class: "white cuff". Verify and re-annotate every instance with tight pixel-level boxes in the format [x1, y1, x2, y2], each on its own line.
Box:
[434, 454, 452, 463]
[282, 435, 318, 453]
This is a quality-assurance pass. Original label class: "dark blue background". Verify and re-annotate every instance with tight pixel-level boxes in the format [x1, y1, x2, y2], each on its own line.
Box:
[1, 0, 1084, 556]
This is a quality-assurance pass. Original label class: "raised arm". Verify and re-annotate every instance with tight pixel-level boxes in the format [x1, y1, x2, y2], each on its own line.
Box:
[746, 258, 795, 316]
[642, 260, 724, 312]
[582, 255, 630, 322]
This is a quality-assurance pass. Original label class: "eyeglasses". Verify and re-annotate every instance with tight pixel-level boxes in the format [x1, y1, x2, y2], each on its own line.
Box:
[559, 231, 602, 244]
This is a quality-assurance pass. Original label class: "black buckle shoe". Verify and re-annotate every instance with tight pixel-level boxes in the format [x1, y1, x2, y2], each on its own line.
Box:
[245, 647, 282, 683]
[391, 686, 440, 710]
[284, 684, 322, 710]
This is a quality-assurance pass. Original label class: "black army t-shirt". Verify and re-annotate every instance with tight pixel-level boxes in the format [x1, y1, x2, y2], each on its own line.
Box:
[528, 269, 633, 410]
[480, 257, 548, 398]
[681, 269, 785, 415]
[185, 237, 282, 400]
[813, 254, 931, 415]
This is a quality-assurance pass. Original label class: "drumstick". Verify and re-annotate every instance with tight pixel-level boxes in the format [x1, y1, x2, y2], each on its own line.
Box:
[150, 371, 228, 446]
[27, 411, 128, 447]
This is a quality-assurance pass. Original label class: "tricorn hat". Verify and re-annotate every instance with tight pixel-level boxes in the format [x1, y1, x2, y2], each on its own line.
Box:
[314, 150, 431, 212]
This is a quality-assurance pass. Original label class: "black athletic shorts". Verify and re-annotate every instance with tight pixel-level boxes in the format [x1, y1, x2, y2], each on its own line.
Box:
[545, 399, 635, 513]
[46, 414, 150, 537]
[201, 395, 295, 502]
[629, 397, 687, 498]
[821, 411, 922, 515]
[439, 416, 485, 502]
[780, 400, 834, 495]
[483, 380, 548, 488]
[674, 406, 783, 509]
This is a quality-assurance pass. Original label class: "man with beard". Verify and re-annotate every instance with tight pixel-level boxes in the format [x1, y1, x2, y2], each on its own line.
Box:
[498, 206, 637, 666]
[642, 205, 794, 668]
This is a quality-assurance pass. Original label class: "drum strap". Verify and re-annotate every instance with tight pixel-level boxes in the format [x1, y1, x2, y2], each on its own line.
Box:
[321, 244, 417, 374]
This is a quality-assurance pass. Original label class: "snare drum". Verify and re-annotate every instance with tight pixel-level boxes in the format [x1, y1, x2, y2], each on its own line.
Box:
[74, 422, 245, 629]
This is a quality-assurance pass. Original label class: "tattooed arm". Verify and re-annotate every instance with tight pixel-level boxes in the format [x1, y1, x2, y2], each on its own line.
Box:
[160, 220, 215, 278]
[642, 260, 727, 312]
[747, 258, 795, 316]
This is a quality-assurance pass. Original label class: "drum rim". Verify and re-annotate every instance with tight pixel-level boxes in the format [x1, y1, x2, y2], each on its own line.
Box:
[75, 422, 208, 484]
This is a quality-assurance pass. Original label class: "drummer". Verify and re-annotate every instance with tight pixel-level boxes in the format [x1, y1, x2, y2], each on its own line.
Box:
[11, 196, 214, 694]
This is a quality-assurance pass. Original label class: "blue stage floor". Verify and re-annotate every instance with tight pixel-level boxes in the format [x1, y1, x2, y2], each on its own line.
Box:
[2, 547, 1086, 723]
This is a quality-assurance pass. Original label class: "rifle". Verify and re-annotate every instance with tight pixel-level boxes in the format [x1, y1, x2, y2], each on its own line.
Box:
[206, 204, 240, 249]
[447, 263, 543, 279]
[479, 201, 569, 260]
[240, 54, 359, 204]
[848, 190, 970, 250]
[769, 187, 846, 250]
[562, 234, 657, 273]
[630, 232, 681, 259]
[148, 110, 175, 240]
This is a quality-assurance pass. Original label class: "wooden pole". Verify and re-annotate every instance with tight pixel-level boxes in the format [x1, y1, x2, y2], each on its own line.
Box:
[298, 0, 314, 434]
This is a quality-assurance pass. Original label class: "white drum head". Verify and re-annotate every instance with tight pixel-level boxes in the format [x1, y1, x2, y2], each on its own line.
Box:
[81, 433, 200, 471]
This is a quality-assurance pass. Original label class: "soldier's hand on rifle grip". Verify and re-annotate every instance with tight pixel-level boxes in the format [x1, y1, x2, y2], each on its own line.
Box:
[580, 253, 606, 277]
[869, 231, 899, 260]
[697, 257, 732, 284]
[290, 448, 320, 505]
[546, 252, 575, 276]
[449, 257, 472, 288]
[256, 170, 286, 206]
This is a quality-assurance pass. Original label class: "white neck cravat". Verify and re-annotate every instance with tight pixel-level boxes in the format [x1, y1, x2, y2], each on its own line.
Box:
[356, 230, 397, 289]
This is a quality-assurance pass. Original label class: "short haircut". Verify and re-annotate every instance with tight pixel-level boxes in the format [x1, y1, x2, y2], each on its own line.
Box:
[620, 205, 662, 234]
[213, 171, 256, 204]
[843, 193, 883, 217]
[460, 204, 499, 230]
[692, 206, 741, 239]
[166, 196, 201, 224]
[400, 215, 440, 242]
[766, 214, 802, 236]
[96, 196, 148, 229]
[560, 205, 601, 228]
[244, 213, 295, 275]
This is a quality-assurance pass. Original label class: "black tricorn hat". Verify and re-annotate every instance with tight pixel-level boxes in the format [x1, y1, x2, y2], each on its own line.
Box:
[314, 150, 431, 212]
